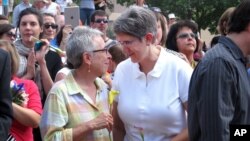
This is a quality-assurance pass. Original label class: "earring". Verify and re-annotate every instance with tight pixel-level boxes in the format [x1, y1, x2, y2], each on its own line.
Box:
[88, 64, 91, 73]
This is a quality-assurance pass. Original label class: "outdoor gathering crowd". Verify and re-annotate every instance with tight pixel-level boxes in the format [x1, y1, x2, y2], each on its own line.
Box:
[0, 0, 250, 141]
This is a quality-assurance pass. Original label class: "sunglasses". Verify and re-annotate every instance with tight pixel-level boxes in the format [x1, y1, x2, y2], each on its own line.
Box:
[6, 32, 16, 38]
[94, 19, 109, 23]
[92, 48, 109, 54]
[44, 24, 58, 29]
[177, 33, 196, 39]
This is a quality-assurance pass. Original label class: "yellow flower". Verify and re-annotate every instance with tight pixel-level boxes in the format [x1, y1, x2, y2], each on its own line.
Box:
[108, 90, 119, 105]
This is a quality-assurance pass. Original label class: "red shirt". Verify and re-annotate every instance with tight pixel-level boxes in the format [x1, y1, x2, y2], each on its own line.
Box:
[10, 77, 43, 141]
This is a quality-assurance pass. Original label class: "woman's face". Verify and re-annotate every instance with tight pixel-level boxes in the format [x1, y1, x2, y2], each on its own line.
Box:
[176, 27, 196, 55]
[19, 14, 42, 48]
[156, 20, 163, 45]
[1, 29, 16, 42]
[116, 33, 147, 63]
[90, 36, 111, 76]
[43, 15, 57, 41]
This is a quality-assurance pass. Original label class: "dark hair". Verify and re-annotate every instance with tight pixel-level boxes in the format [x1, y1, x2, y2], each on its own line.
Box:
[55, 25, 73, 46]
[17, 8, 43, 28]
[228, 0, 250, 33]
[90, 10, 109, 22]
[210, 36, 220, 48]
[166, 20, 198, 52]
[0, 15, 8, 21]
[0, 24, 14, 38]
[108, 43, 127, 65]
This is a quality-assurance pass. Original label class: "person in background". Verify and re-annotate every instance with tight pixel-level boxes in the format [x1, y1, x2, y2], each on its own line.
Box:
[0, 24, 16, 43]
[0, 15, 9, 24]
[41, 13, 59, 42]
[94, 0, 106, 11]
[217, 7, 235, 36]
[135, 0, 148, 8]
[41, 12, 63, 90]
[53, 25, 72, 51]
[32, 0, 48, 13]
[12, 0, 32, 27]
[0, 40, 42, 141]
[90, 10, 114, 47]
[150, 7, 167, 47]
[0, 48, 13, 141]
[168, 13, 177, 27]
[54, 59, 74, 82]
[55, 0, 72, 14]
[210, 7, 236, 48]
[112, 6, 192, 141]
[188, 1, 250, 140]
[102, 41, 127, 88]
[14, 8, 53, 95]
[40, 26, 113, 141]
[80, 0, 95, 25]
[166, 20, 198, 68]
[43, 0, 61, 16]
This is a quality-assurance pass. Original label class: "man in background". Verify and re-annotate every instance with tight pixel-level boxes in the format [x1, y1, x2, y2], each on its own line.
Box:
[188, 1, 250, 141]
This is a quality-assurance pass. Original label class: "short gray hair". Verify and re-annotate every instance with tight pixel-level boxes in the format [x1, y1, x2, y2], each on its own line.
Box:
[66, 26, 103, 69]
[113, 5, 157, 41]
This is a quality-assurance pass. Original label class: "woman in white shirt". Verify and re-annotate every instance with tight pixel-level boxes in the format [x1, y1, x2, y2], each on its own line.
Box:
[112, 6, 193, 141]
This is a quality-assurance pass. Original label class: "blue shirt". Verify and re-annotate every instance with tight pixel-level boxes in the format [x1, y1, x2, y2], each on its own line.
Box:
[12, 2, 32, 27]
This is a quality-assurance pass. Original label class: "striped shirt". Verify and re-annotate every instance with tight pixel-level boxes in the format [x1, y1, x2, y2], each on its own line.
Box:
[188, 36, 250, 141]
[40, 71, 110, 141]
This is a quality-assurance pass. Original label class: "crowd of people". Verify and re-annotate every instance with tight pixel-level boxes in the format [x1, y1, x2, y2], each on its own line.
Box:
[0, 0, 250, 141]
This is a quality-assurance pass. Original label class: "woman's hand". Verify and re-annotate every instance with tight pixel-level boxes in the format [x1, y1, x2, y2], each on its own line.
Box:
[25, 50, 36, 79]
[35, 39, 49, 65]
[88, 112, 113, 132]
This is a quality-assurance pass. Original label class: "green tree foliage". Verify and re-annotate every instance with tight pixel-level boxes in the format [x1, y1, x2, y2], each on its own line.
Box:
[117, 0, 241, 34]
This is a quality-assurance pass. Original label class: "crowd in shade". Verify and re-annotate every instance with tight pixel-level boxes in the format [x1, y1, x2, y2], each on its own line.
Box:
[0, 0, 250, 141]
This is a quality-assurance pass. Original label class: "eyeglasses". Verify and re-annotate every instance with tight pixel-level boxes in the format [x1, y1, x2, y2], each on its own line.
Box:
[44, 23, 58, 29]
[94, 19, 109, 23]
[177, 33, 196, 39]
[6, 32, 16, 38]
[92, 48, 109, 54]
[118, 39, 138, 47]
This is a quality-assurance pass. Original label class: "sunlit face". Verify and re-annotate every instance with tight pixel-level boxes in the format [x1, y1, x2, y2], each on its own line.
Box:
[156, 20, 162, 45]
[116, 33, 147, 63]
[176, 27, 196, 55]
[1, 29, 16, 43]
[91, 15, 108, 33]
[90, 36, 111, 76]
[43, 15, 57, 40]
[19, 14, 42, 48]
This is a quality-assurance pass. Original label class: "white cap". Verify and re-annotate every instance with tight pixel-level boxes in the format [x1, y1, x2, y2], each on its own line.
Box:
[168, 13, 176, 19]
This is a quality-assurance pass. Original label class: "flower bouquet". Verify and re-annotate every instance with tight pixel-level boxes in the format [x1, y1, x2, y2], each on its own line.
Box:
[10, 80, 29, 107]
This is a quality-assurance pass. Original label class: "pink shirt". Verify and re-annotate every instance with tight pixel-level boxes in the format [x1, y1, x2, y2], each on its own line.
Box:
[10, 76, 43, 141]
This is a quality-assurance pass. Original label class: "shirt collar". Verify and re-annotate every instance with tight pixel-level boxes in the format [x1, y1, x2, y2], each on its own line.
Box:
[65, 70, 106, 109]
[65, 70, 102, 96]
[219, 36, 247, 64]
[132, 47, 166, 79]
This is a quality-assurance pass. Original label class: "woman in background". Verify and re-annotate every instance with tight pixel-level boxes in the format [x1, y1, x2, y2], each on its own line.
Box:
[0, 24, 16, 43]
[0, 40, 42, 141]
[166, 20, 198, 68]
